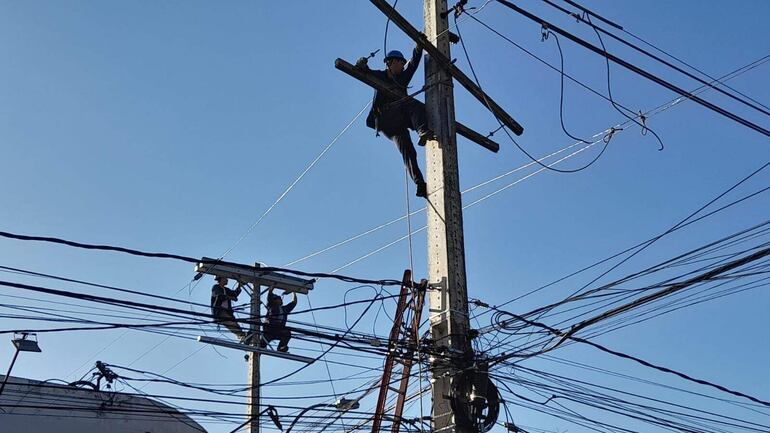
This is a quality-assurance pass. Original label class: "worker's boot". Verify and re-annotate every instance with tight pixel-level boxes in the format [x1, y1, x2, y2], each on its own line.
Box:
[416, 181, 428, 198]
[417, 129, 435, 147]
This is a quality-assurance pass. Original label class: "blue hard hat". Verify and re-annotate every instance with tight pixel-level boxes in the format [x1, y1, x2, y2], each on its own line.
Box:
[384, 50, 406, 63]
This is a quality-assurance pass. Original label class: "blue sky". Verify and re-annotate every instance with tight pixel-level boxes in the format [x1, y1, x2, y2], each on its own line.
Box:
[1, 1, 769, 432]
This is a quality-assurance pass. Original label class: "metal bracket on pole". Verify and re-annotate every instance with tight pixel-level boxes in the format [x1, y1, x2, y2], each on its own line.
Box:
[197, 336, 315, 364]
[195, 258, 314, 294]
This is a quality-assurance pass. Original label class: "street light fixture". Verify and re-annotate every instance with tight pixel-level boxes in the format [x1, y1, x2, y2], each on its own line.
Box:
[334, 397, 361, 411]
[0, 333, 42, 397]
[12, 333, 41, 353]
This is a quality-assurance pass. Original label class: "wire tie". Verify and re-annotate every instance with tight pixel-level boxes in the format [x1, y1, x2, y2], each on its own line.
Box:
[442, 0, 467, 19]
[602, 127, 623, 144]
[454, 4, 464, 18]
[540, 24, 549, 42]
[638, 110, 649, 136]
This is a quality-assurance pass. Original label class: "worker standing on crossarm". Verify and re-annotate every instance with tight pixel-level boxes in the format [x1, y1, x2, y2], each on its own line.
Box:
[356, 46, 435, 198]
[210, 276, 246, 341]
[261, 286, 297, 352]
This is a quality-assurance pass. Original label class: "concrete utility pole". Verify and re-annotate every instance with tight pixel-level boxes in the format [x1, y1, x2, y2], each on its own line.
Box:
[423, 2, 473, 433]
[342, 2, 524, 430]
[247, 285, 261, 433]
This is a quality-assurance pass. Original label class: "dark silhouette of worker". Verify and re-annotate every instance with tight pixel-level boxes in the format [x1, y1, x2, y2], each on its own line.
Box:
[210, 276, 246, 341]
[260, 286, 297, 352]
[356, 46, 434, 198]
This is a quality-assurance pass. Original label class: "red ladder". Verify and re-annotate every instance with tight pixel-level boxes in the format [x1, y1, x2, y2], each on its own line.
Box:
[371, 269, 427, 433]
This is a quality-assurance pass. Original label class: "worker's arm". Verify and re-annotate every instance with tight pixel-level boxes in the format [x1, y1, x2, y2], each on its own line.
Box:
[232, 282, 243, 298]
[403, 44, 423, 83]
[224, 288, 239, 301]
[285, 293, 298, 313]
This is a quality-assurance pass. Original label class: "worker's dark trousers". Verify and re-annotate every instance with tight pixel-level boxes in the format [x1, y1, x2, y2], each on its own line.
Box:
[261, 325, 291, 350]
[377, 102, 429, 186]
[214, 312, 245, 339]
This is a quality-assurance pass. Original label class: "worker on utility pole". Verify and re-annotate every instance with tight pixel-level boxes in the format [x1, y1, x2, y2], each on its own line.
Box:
[210, 276, 246, 341]
[260, 286, 297, 352]
[356, 46, 434, 198]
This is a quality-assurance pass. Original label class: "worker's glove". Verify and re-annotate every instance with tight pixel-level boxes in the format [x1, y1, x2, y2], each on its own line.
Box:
[355, 57, 368, 68]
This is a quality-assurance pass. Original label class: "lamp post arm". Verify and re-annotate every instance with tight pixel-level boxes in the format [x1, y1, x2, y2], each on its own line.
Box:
[0, 347, 21, 397]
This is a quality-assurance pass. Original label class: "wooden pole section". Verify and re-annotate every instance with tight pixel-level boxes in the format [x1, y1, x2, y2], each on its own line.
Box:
[247, 285, 261, 433]
[423, 1, 474, 433]
[334, 58, 500, 153]
[369, 0, 524, 136]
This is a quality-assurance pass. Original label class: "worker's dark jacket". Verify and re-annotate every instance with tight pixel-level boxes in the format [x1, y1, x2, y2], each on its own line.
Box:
[364, 46, 423, 132]
[211, 284, 241, 320]
[265, 298, 297, 329]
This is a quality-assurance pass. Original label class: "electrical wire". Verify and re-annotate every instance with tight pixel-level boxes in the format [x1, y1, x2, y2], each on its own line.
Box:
[286, 53, 770, 272]
[455, 12, 612, 173]
[0, 264, 210, 309]
[217, 99, 372, 262]
[542, 0, 770, 119]
[484, 305, 770, 408]
[585, 14, 666, 151]
[541, 29, 592, 145]
[0, 230, 405, 287]
[494, 0, 770, 138]
[540, 161, 770, 318]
